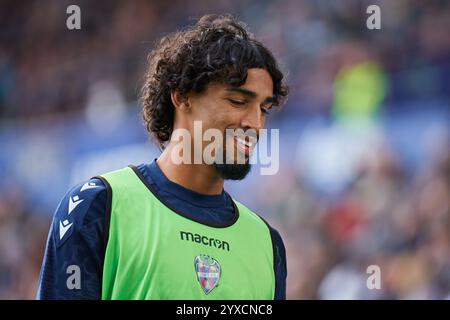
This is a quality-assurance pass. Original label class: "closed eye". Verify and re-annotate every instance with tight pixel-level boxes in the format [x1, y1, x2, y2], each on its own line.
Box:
[227, 98, 246, 106]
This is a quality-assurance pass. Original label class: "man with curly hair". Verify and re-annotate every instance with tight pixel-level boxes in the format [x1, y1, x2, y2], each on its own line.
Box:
[37, 14, 288, 300]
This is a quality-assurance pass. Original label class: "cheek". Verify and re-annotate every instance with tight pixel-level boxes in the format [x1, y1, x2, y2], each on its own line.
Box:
[200, 107, 230, 130]
[194, 98, 222, 120]
[192, 95, 241, 133]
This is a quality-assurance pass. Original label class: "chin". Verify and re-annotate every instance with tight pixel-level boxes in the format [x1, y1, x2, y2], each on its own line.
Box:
[213, 162, 252, 180]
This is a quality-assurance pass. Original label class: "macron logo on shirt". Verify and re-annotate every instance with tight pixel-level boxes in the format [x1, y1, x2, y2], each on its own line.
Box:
[68, 195, 83, 215]
[59, 220, 73, 240]
[80, 182, 99, 192]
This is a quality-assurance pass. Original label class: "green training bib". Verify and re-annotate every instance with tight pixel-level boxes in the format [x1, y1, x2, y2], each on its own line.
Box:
[99, 166, 275, 300]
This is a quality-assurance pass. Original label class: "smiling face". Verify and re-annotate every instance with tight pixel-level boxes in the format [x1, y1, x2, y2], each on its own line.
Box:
[185, 68, 275, 180]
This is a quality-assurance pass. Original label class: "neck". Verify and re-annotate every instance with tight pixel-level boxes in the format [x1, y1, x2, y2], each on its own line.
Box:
[156, 143, 224, 195]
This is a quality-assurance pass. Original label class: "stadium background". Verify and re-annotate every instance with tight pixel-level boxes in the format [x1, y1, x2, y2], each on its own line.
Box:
[0, 0, 449, 299]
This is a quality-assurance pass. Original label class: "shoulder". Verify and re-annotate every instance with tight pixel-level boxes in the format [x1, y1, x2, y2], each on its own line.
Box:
[38, 177, 108, 299]
[258, 217, 286, 259]
[233, 199, 265, 225]
[265, 224, 286, 262]
[233, 200, 286, 253]
[52, 178, 108, 247]
[234, 200, 283, 237]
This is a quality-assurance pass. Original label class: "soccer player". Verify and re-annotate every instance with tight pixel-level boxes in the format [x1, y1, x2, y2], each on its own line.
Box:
[37, 14, 288, 300]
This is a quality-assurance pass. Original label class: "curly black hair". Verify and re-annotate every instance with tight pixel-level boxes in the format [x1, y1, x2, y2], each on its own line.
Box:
[141, 14, 289, 149]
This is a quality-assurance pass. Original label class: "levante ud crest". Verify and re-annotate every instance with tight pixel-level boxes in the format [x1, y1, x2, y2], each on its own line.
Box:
[194, 254, 221, 294]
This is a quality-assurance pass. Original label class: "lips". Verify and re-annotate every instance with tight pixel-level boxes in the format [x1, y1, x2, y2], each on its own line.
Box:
[234, 136, 257, 157]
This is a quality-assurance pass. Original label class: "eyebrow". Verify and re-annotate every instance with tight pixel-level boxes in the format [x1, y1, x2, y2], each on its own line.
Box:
[225, 87, 275, 104]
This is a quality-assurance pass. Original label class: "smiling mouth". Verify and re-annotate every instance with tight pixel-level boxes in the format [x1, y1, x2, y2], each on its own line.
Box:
[234, 136, 257, 157]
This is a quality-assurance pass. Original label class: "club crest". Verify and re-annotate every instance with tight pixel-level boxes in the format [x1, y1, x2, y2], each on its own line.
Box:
[194, 254, 221, 294]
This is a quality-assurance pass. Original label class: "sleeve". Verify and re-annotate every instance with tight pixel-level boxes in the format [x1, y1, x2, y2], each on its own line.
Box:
[269, 227, 287, 300]
[36, 178, 108, 300]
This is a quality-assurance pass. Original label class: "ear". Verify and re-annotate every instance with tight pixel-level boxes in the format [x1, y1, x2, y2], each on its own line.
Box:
[171, 90, 191, 112]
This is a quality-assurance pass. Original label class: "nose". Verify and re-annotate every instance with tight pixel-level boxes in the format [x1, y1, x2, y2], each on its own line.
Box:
[240, 103, 264, 132]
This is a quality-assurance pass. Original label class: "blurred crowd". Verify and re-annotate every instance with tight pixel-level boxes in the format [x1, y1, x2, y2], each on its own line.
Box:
[263, 141, 450, 299]
[1, 0, 449, 120]
[0, 0, 449, 299]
